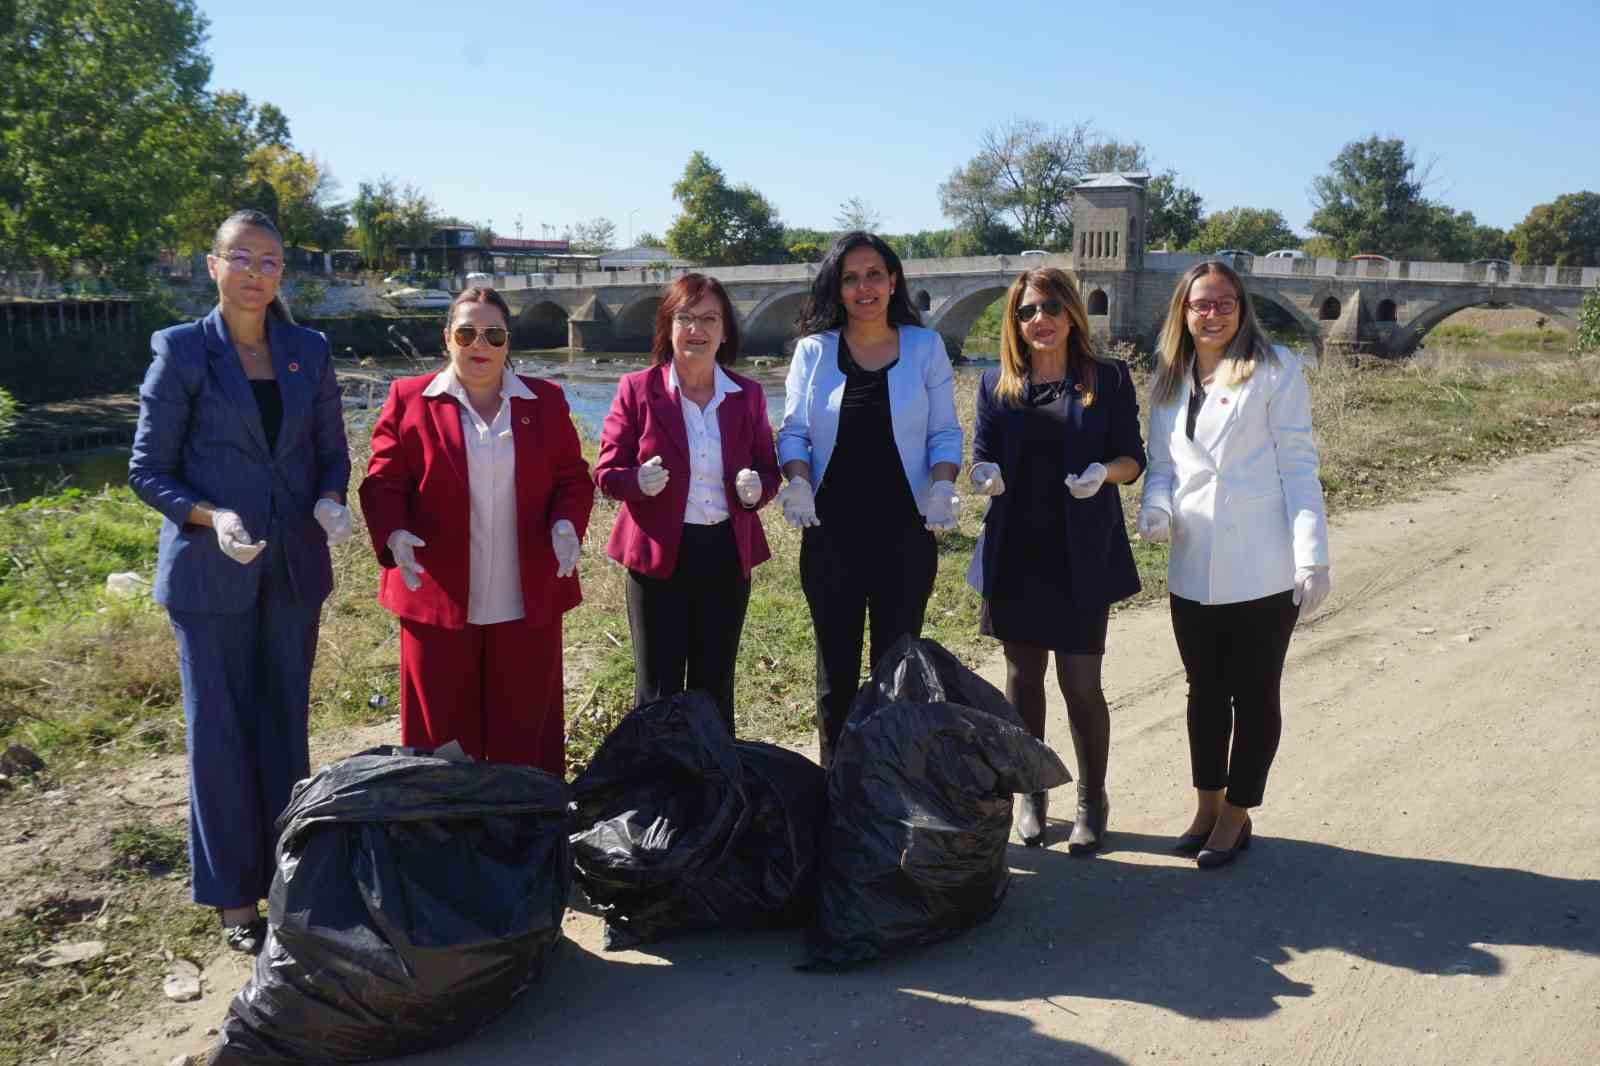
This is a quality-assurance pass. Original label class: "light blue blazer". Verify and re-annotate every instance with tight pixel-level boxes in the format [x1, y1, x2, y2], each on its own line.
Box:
[777, 325, 963, 516]
[129, 307, 351, 614]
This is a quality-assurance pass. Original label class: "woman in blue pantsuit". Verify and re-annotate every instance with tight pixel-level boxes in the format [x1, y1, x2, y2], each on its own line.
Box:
[130, 210, 351, 953]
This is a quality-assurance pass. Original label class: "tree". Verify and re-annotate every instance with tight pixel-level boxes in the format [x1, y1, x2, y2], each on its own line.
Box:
[1146, 171, 1204, 251]
[566, 217, 618, 254]
[1186, 207, 1298, 255]
[834, 196, 881, 233]
[1083, 138, 1149, 174]
[883, 229, 962, 259]
[1307, 135, 1436, 259]
[939, 119, 1095, 250]
[666, 151, 787, 266]
[1577, 284, 1600, 353]
[247, 145, 345, 249]
[788, 242, 823, 263]
[1510, 192, 1600, 266]
[352, 179, 400, 269]
[634, 231, 666, 249]
[1424, 205, 1511, 262]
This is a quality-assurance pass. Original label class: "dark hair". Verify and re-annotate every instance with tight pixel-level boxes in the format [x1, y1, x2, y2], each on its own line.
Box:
[795, 230, 921, 336]
[651, 273, 740, 366]
[445, 286, 512, 334]
[213, 209, 294, 323]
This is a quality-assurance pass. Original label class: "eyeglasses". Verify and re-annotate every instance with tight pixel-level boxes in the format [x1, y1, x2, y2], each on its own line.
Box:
[1185, 299, 1239, 317]
[671, 312, 723, 329]
[213, 250, 283, 276]
[1017, 298, 1063, 322]
[450, 325, 510, 347]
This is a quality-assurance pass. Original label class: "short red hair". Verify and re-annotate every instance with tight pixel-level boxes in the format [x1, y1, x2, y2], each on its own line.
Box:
[651, 273, 740, 366]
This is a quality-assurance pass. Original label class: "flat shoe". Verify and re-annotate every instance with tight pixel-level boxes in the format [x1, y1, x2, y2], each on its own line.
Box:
[223, 916, 268, 955]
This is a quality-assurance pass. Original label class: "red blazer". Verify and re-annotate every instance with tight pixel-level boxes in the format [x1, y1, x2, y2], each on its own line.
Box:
[359, 372, 595, 629]
[594, 363, 780, 580]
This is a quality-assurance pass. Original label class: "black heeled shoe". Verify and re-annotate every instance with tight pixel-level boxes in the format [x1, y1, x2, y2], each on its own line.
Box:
[1066, 787, 1108, 855]
[1196, 818, 1252, 869]
[221, 912, 268, 955]
[1015, 791, 1049, 847]
[1172, 830, 1210, 856]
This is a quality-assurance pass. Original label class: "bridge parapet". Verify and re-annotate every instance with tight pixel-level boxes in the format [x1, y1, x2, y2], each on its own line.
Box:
[1146, 253, 1599, 289]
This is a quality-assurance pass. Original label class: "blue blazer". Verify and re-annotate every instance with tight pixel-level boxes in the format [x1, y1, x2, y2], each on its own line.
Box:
[971, 360, 1146, 608]
[776, 326, 963, 515]
[129, 307, 351, 614]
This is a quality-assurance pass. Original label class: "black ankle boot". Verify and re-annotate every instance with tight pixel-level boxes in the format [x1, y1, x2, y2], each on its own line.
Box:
[1015, 790, 1049, 847]
[1067, 786, 1108, 855]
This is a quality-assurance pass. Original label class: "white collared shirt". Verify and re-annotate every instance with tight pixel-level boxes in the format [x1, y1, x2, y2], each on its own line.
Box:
[422, 366, 536, 624]
[670, 362, 741, 525]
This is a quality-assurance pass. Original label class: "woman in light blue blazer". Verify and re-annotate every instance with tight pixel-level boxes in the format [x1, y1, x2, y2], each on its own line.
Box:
[777, 231, 963, 766]
[129, 210, 351, 952]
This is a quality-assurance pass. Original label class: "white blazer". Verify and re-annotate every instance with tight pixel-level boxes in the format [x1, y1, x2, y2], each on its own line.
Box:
[1142, 347, 1328, 605]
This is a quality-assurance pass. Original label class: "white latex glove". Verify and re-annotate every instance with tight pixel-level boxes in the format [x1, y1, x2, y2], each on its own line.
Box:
[923, 479, 960, 532]
[551, 519, 580, 578]
[212, 509, 266, 565]
[1064, 462, 1108, 500]
[637, 455, 670, 497]
[734, 468, 762, 507]
[1136, 506, 1171, 543]
[778, 478, 819, 528]
[313, 498, 352, 545]
[386, 529, 427, 591]
[1292, 566, 1332, 619]
[969, 461, 1005, 497]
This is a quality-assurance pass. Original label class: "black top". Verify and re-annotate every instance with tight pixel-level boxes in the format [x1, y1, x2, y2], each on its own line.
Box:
[250, 379, 283, 455]
[994, 380, 1072, 596]
[1186, 360, 1207, 441]
[814, 336, 921, 534]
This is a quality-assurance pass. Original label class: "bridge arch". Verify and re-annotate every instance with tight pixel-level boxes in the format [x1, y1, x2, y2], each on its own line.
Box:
[1376, 298, 1397, 323]
[926, 279, 1013, 355]
[741, 284, 811, 357]
[615, 294, 663, 349]
[516, 300, 570, 348]
[1087, 289, 1109, 316]
[1318, 297, 1341, 321]
[1394, 292, 1577, 355]
[1248, 289, 1325, 358]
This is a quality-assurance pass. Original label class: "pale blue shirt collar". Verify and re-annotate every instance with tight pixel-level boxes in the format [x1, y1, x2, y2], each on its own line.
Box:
[422, 365, 536, 402]
[668, 361, 741, 400]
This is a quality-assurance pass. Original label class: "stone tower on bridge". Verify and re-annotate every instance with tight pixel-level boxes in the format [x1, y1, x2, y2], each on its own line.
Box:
[1070, 172, 1150, 348]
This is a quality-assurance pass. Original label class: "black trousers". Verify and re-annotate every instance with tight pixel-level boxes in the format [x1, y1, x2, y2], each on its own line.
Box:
[625, 521, 751, 732]
[800, 522, 938, 767]
[1169, 590, 1299, 808]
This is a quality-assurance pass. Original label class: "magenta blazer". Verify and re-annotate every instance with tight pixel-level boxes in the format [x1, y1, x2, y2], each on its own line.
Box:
[595, 363, 781, 580]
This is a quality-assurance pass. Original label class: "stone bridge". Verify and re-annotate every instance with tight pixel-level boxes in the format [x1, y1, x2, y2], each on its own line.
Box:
[491, 252, 1596, 360]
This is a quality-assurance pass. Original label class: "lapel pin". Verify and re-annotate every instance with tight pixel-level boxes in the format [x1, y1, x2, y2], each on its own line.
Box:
[287, 361, 300, 373]
[1220, 397, 1230, 405]
[1073, 383, 1084, 392]
[520, 416, 530, 425]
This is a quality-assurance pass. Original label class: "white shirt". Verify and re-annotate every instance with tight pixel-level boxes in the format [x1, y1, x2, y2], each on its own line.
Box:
[670, 362, 741, 525]
[422, 367, 536, 624]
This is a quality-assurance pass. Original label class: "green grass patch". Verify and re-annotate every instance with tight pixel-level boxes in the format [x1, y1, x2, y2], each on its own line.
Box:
[109, 821, 188, 879]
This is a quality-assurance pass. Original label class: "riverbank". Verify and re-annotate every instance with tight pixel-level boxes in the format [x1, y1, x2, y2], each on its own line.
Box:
[2, 346, 1599, 1062]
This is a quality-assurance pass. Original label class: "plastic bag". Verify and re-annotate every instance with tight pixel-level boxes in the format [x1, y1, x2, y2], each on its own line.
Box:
[804, 636, 1071, 969]
[210, 747, 570, 1065]
[569, 690, 825, 949]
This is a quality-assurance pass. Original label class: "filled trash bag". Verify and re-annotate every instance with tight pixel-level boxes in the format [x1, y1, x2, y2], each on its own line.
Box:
[569, 690, 825, 949]
[210, 747, 570, 1065]
[804, 636, 1071, 969]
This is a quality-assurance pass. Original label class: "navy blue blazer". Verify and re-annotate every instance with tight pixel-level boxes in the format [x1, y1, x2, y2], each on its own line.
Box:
[129, 307, 351, 613]
[970, 359, 1146, 608]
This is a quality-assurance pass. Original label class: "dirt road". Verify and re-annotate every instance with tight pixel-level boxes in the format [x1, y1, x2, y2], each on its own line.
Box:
[106, 438, 1600, 1066]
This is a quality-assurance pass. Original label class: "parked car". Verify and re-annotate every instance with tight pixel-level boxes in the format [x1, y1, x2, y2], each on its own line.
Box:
[1265, 249, 1308, 260]
[465, 272, 495, 288]
[1349, 254, 1393, 264]
[1212, 249, 1254, 260]
[383, 272, 421, 285]
[1469, 258, 1512, 269]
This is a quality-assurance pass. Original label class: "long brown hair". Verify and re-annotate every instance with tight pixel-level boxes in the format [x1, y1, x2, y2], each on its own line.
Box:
[995, 267, 1106, 407]
[1151, 260, 1277, 405]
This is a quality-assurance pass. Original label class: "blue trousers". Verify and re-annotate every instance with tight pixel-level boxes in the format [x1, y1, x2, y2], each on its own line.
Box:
[169, 547, 321, 908]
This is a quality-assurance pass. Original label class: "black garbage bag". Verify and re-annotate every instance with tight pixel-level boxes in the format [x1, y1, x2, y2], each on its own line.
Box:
[804, 636, 1071, 969]
[209, 747, 569, 1065]
[569, 690, 825, 949]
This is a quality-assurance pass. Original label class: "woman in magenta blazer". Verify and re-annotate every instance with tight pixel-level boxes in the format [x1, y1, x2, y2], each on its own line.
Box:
[360, 287, 594, 775]
[595, 274, 781, 730]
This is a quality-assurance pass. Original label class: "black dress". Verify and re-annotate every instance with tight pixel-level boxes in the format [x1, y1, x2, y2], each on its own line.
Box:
[979, 380, 1111, 653]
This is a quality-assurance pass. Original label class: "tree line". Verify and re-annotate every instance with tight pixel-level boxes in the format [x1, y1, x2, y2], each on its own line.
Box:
[3, 1, 1596, 285]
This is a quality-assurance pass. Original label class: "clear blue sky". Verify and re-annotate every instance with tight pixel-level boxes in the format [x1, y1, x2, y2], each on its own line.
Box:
[202, 0, 1598, 245]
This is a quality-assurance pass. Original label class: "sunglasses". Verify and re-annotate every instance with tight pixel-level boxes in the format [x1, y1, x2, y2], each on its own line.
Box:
[450, 325, 509, 348]
[1017, 298, 1063, 322]
[213, 250, 282, 276]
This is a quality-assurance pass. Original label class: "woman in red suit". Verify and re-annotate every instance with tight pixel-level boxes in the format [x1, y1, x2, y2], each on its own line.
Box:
[594, 273, 781, 730]
[360, 287, 594, 774]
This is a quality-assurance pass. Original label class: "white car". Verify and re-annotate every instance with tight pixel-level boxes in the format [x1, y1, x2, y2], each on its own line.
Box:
[464, 272, 495, 289]
[1265, 249, 1308, 260]
[382, 287, 453, 310]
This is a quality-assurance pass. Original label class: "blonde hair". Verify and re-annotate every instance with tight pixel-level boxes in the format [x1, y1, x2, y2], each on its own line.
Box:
[995, 267, 1107, 407]
[1151, 260, 1277, 405]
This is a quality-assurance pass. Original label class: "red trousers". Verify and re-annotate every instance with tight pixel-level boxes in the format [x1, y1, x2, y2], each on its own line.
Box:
[398, 614, 566, 776]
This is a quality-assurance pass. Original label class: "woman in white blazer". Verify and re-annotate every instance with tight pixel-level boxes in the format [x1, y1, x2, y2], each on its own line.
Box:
[1136, 260, 1330, 869]
[777, 231, 963, 766]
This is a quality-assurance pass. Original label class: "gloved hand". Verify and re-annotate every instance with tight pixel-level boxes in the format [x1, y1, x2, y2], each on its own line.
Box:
[1064, 462, 1108, 499]
[637, 455, 670, 497]
[313, 498, 352, 545]
[969, 461, 1005, 497]
[778, 478, 819, 528]
[923, 479, 960, 532]
[212, 509, 266, 565]
[1136, 506, 1171, 543]
[734, 468, 762, 507]
[386, 529, 427, 591]
[551, 519, 580, 578]
[1292, 565, 1331, 619]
